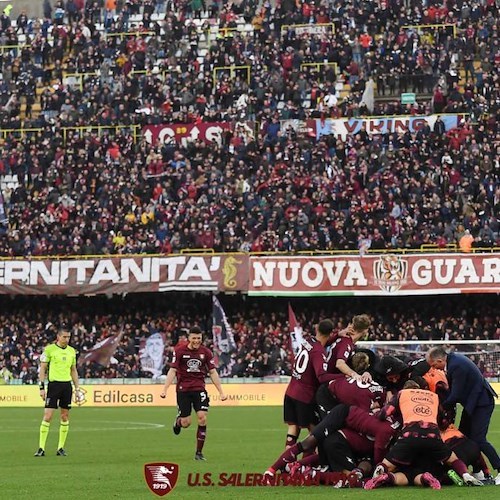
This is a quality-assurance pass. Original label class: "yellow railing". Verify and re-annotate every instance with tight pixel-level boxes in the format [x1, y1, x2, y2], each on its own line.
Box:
[104, 31, 156, 39]
[213, 65, 251, 86]
[300, 62, 338, 75]
[402, 23, 457, 37]
[60, 125, 141, 144]
[216, 27, 238, 38]
[0, 247, 498, 261]
[0, 44, 25, 52]
[63, 72, 100, 92]
[1, 112, 472, 145]
[0, 29, 66, 54]
[0, 126, 141, 144]
[420, 243, 458, 251]
[63, 68, 172, 92]
[130, 69, 171, 80]
[180, 248, 215, 254]
[0, 128, 45, 140]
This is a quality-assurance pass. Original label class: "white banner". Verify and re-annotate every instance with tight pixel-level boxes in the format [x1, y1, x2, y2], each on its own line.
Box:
[139, 333, 166, 378]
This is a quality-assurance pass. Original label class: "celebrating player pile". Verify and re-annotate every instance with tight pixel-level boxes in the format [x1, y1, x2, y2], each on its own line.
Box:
[263, 317, 500, 488]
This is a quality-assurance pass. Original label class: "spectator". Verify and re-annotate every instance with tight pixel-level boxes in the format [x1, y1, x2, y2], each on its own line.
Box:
[0, 1, 498, 260]
[0, 363, 13, 384]
[0, 293, 498, 381]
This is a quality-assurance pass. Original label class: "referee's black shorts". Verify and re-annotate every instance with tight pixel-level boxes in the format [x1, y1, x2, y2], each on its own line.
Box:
[45, 381, 73, 409]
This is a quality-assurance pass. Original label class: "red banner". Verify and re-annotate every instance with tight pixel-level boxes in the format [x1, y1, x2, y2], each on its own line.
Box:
[0, 254, 498, 296]
[0, 254, 248, 295]
[143, 123, 232, 146]
[248, 254, 500, 296]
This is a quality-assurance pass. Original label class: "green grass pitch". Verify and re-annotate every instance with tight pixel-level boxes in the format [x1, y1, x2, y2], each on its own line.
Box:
[1, 406, 499, 500]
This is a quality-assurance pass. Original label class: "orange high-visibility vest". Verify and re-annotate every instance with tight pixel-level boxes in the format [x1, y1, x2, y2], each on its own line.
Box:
[441, 424, 464, 442]
[399, 389, 439, 426]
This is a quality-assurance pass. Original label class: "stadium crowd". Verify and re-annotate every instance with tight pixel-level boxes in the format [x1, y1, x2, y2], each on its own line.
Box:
[0, 293, 498, 382]
[0, 0, 498, 256]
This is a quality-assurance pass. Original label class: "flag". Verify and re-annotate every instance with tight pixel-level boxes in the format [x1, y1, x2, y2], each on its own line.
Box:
[0, 190, 7, 226]
[139, 332, 166, 378]
[288, 303, 304, 360]
[360, 77, 375, 113]
[78, 331, 123, 367]
[212, 295, 236, 354]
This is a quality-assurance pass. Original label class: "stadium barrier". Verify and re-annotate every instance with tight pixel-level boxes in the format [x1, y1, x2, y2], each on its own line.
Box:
[63, 71, 100, 92]
[0, 113, 468, 146]
[60, 125, 141, 144]
[401, 23, 457, 38]
[300, 62, 338, 75]
[0, 383, 288, 407]
[0, 127, 45, 140]
[212, 65, 251, 86]
[1, 383, 499, 407]
[216, 27, 238, 38]
[0, 125, 141, 144]
[0, 253, 498, 295]
[104, 31, 156, 39]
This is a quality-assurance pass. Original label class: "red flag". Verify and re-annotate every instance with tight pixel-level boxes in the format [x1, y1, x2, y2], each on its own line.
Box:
[288, 304, 304, 361]
[77, 331, 123, 367]
[0, 190, 7, 226]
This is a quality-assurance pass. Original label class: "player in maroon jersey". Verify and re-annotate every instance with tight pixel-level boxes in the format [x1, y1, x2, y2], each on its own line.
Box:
[264, 403, 396, 483]
[284, 427, 378, 487]
[317, 352, 386, 417]
[327, 315, 372, 381]
[160, 326, 227, 460]
[329, 375, 386, 411]
[283, 318, 339, 449]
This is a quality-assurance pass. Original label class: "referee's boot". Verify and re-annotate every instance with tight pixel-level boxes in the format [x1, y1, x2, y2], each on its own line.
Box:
[56, 448, 68, 456]
[34, 448, 45, 457]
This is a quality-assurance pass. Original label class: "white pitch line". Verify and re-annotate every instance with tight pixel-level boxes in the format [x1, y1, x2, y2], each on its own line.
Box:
[0, 421, 165, 432]
[98, 420, 165, 427]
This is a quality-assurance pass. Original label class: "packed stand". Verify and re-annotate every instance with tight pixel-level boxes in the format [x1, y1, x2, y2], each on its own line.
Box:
[0, 293, 498, 382]
[0, 0, 499, 256]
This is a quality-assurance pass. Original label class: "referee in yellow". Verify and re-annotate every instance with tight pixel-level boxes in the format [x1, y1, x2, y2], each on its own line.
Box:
[35, 328, 80, 457]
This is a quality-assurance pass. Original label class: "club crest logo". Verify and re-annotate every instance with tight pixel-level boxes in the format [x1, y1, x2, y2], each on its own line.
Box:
[187, 358, 202, 372]
[373, 255, 408, 293]
[144, 462, 179, 496]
